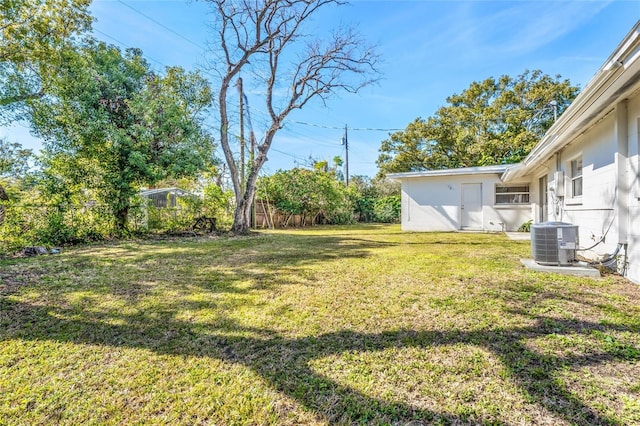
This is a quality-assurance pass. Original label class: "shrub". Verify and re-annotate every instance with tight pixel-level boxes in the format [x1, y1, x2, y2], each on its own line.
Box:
[373, 195, 400, 223]
[518, 219, 533, 232]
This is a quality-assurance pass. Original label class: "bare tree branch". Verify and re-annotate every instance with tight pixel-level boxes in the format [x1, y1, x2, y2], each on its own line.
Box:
[203, 0, 380, 233]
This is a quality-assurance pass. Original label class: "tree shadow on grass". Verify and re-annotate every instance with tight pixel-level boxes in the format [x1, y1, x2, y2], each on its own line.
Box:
[1, 293, 637, 425]
[0, 233, 393, 303]
[1, 232, 636, 424]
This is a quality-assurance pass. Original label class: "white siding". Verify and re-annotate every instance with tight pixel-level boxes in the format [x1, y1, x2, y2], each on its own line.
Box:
[400, 174, 531, 232]
[402, 177, 460, 231]
[534, 96, 640, 284]
[627, 96, 640, 284]
[562, 114, 619, 258]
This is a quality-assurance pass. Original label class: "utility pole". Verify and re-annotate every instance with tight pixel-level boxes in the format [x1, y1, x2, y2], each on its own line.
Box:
[248, 99, 256, 229]
[241, 88, 257, 228]
[237, 77, 245, 190]
[342, 124, 349, 185]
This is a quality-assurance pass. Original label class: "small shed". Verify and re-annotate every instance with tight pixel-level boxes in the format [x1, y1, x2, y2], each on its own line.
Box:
[140, 187, 195, 209]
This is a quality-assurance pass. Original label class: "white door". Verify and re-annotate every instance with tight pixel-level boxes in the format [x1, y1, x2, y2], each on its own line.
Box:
[461, 183, 482, 229]
[539, 175, 548, 222]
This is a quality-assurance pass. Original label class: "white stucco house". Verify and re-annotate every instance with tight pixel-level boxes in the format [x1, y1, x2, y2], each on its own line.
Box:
[388, 21, 640, 284]
[387, 164, 532, 232]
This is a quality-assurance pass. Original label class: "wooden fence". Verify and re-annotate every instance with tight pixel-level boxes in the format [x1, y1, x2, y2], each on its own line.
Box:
[254, 200, 325, 228]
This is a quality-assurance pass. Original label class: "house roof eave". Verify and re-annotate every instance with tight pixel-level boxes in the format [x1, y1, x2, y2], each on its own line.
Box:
[387, 164, 517, 181]
[504, 21, 640, 182]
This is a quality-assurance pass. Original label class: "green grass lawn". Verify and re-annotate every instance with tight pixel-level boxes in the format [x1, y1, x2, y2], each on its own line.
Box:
[1, 224, 639, 425]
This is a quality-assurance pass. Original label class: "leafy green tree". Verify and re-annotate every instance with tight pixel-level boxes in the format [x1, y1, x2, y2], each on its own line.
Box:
[1, 0, 92, 123]
[29, 41, 214, 233]
[349, 175, 377, 222]
[376, 119, 431, 177]
[0, 139, 31, 179]
[0, 138, 32, 223]
[201, 182, 233, 226]
[349, 175, 400, 222]
[258, 168, 353, 225]
[313, 156, 345, 181]
[0, 138, 32, 199]
[373, 195, 400, 223]
[151, 165, 235, 229]
[377, 70, 579, 177]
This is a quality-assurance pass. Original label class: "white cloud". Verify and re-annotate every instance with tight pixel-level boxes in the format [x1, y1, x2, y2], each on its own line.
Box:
[384, 0, 611, 65]
[480, 2, 610, 55]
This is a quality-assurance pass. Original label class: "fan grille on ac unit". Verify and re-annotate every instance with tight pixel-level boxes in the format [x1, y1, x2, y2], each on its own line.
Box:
[531, 222, 578, 266]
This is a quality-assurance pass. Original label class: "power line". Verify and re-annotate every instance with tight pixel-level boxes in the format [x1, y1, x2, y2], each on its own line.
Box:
[116, 0, 208, 52]
[270, 147, 309, 161]
[93, 3, 398, 154]
[93, 29, 167, 69]
[290, 120, 403, 132]
[93, 3, 224, 82]
[92, 6, 379, 177]
[93, 25, 220, 89]
[279, 127, 342, 149]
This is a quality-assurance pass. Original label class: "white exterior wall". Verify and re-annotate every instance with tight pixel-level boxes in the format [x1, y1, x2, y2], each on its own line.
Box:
[400, 174, 531, 232]
[401, 177, 460, 231]
[532, 97, 640, 284]
[627, 95, 640, 284]
[559, 113, 618, 254]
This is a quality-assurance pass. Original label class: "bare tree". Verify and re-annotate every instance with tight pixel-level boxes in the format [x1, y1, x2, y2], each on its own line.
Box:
[204, 0, 380, 234]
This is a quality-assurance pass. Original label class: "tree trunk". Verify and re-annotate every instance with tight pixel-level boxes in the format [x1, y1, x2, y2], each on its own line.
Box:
[231, 164, 261, 234]
[231, 197, 253, 234]
[0, 183, 8, 225]
[114, 205, 130, 235]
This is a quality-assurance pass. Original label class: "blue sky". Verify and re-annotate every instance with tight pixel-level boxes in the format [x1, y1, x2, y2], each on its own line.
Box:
[3, 0, 640, 178]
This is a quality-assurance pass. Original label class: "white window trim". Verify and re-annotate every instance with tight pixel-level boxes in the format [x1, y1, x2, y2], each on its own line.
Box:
[494, 184, 530, 206]
[570, 156, 583, 198]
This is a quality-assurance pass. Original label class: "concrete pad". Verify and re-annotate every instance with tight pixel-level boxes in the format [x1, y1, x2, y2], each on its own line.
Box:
[506, 232, 531, 241]
[520, 258, 601, 278]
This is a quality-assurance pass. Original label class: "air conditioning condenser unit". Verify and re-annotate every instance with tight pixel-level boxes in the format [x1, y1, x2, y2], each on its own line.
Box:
[531, 221, 579, 266]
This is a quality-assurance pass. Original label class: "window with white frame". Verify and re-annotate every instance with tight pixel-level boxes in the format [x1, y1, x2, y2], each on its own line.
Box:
[570, 157, 583, 197]
[495, 184, 530, 204]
